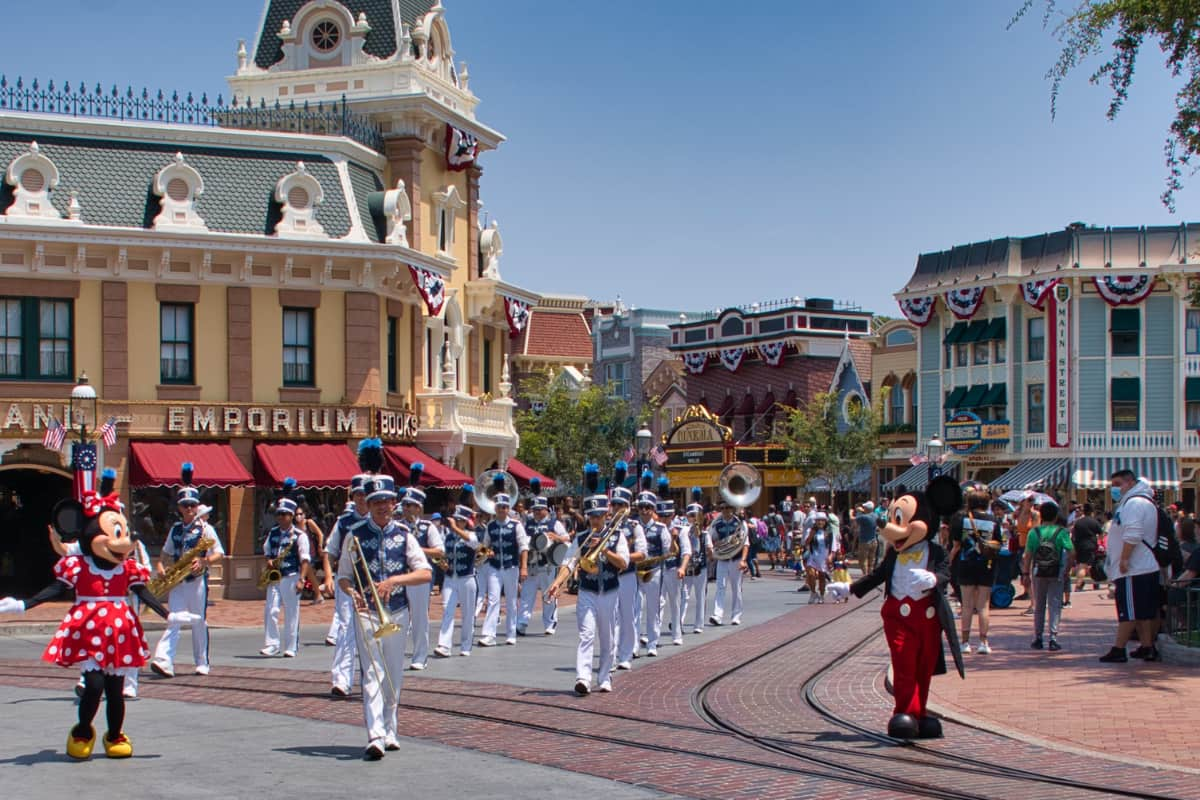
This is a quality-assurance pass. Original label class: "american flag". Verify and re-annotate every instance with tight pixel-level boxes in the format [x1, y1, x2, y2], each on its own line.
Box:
[650, 444, 668, 467]
[98, 416, 118, 449]
[42, 417, 65, 451]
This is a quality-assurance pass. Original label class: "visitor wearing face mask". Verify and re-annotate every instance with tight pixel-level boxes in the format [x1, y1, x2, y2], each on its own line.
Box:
[1099, 470, 1162, 663]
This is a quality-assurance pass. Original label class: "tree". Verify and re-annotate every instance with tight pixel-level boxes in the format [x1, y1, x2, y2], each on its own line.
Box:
[515, 373, 650, 493]
[1013, 1, 1200, 210]
[773, 390, 889, 495]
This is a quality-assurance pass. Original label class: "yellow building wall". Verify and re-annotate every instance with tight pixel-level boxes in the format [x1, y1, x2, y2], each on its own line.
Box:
[419, 148, 470, 291]
[250, 289, 281, 403]
[381, 303, 416, 407]
[197, 285, 228, 402]
[75, 281, 102, 385]
[126, 282, 158, 401]
[871, 346, 917, 409]
[315, 291, 344, 404]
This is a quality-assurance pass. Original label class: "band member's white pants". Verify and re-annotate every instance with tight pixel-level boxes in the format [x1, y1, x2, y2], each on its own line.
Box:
[438, 574, 477, 654]
[684, 572, 707, 632]
[353, 607, 408, 749]
[637, 569, 664, 649]
[712, 560, 744, 624]
[481, 564, 520, 641]
[152, 576, 209, 669]
[518, 568, 557, 631]
[577, 589, 618, 686]
[407, 582, 431, 667]
[474, 573, 486, 617]
[614, 571, 638, 663]
[330, 584, 356, 691]
[661, 569, 685, 642]
[263, 574, 301, 653]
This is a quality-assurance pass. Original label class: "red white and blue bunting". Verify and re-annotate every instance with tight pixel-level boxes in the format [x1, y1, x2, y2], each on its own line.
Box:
[503, 296, 530, 338]
[1094, 274, 1154, 306]
[682, 352, 707, 375]
[1021, 278, 1060, 310]
[409, 265, 446, 317]
[719, 347, 746, 372]
[758, 341, 786, 366]
[898, 296, 937, 327]
[445, 124, 478, 171]
[943, 287, 985, 320]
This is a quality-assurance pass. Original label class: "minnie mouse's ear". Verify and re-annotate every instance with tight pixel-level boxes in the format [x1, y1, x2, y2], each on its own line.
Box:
[52, 500, 86, 538]
[926, 475, 963, 517]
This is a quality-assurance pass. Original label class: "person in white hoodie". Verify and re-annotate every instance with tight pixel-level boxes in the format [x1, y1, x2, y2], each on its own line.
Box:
[1099, 470, 1162, 663]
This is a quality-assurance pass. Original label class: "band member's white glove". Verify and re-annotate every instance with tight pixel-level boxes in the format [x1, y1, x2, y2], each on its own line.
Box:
[908, 569, 938, 595]
[0, 597, 26, 614]
[166, 611, 199, 626]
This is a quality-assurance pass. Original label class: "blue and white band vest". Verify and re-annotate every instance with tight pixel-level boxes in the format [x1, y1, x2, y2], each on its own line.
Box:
[444, 531, 476, 578]
[711, 518, 742, 548]
[327, 510, 362, 562]
[527, 518, 554, 567]
[349, 519, 410, 612]
[688, 527, 707, 573]
[169, 521, 210, 583]
[487, 519, 521, 570]
[265, 526, 302, 577]
[643, 522, 669, 568]
[618, 520, 641, 575]
[576, 529, 621, 594]
[411, 519, 436, 548]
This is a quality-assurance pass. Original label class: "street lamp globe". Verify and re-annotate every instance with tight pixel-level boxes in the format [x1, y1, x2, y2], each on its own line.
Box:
[635, 427, 653, 459]
[69, 371, 98, 438]
[926, 435, 944, 464]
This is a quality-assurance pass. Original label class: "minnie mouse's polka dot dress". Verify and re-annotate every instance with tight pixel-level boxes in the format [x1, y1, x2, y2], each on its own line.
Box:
[42, 555, 152, 676]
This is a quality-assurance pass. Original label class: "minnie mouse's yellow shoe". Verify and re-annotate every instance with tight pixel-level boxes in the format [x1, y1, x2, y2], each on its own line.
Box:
[66, 726, 95, 760]
[103, 731, 133, 758]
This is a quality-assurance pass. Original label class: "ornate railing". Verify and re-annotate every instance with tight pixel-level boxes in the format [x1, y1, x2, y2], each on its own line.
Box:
[0, 76, 384, 153]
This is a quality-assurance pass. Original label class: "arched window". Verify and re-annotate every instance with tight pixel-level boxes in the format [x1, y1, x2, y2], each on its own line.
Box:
[889, 380, 904, 425]
[902, 373, 917, 425]
[720, 316, 744, 337]
[885, 328, 915, 347]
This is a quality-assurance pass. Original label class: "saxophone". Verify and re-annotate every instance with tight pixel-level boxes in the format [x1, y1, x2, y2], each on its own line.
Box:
[636, 533, 680, 583]
[147, 528, 217, 599]
[257, 531, 297, 590]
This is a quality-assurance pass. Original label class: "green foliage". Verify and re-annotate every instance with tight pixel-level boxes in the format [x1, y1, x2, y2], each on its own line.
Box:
[773, 390, 889, 492]
[1013, 1, 1200, 210]
[515, 373, 650, 493]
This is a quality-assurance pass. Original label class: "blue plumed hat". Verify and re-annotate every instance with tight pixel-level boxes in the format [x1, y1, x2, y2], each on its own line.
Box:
[584, 462, 600, 494]
[356, 438, 384, 473]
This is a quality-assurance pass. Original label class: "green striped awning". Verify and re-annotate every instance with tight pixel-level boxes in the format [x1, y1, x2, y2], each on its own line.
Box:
[960, 384, 989, 408]
[988, 458, 1071, 491]
[1071, 457, 1179, 491]
[1186, 377, 1200, 404]
[945, 386, 967, 409]
[982, 383, 1008, 406]
[960, 320, 990, 344]
[943, 322, 968, 344]
[1111, 378, 1140, 402]
[982, 316, 1007, 342]
[882, 461, 961, 494]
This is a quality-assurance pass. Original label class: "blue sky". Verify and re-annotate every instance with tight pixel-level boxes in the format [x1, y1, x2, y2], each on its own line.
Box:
[3, 1, 1190, 317]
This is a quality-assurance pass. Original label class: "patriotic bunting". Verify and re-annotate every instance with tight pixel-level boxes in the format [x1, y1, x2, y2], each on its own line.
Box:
[71, 442, 97, 502]
[944, 287, 986, 320]
[682, 352, 707, 375]
[409, 265, 446, 317]
[1094, 274, 1155, 306]
[758, 341, 786, 366]
[503, 296, 530, 337]
[898, 296, 937, 327]
[1021, 278, 1060, 310]
[445, 124, 478, 171]
[719, 347, 746, 372]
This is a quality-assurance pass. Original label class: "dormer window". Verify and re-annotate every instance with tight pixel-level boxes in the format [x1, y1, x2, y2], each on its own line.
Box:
[152, 153, 206, 231]
[274, 162, 326, 238]
[5, 142, 64, 220]
[311, 19, 340, 52]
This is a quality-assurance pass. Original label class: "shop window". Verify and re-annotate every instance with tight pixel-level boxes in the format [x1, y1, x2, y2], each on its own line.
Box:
[1111, 377, 1140, 432]
[1027, 383, 1045, 434]
[994, 339, 1006, 364]
[1110, 308, 1140, 357]
[1028, 317, 1045, 361]
[282, 308, 314, 386]
[0, 297, 73, 381]
[159, 303, 194, 384]
[1187, 310, 1200, 355]
[386, 316, 398, 394]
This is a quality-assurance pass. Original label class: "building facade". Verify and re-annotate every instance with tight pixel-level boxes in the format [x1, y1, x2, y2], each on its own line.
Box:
[893, 224, 1199, 509]
[869, 318, 919, 496]
[591, 305, 690, 421]
[510, 294, 600, 410]
[0, 1, 540, 598]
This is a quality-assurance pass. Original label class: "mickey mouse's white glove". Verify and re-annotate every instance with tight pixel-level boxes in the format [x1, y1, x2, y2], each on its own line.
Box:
[910, 569, 938, 594]
[0, 597, 26, 614]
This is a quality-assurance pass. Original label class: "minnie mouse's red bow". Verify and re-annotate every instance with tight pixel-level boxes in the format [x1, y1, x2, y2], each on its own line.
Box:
[82, 491, 121, 517]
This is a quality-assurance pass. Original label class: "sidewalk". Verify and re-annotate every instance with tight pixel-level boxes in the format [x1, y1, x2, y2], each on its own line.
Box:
[930, 583, 1198, 770]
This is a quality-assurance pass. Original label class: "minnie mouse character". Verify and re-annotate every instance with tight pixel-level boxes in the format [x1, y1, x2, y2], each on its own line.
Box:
[850, 475, 965, 740]
[0, 469, 184, 760]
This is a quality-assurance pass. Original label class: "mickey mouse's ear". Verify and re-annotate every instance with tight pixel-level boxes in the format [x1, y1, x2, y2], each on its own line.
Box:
[925, 475, 963, 517]
[52, 500, 86, 538]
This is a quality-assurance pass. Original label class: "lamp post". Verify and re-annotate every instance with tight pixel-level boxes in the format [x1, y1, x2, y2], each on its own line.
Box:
[68, 372, 99, 501]
[635, 425, 653, 479]
[925, 435, 944, 484]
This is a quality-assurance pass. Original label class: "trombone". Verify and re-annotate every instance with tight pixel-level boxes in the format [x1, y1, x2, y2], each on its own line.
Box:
[346, 535, 402, 704]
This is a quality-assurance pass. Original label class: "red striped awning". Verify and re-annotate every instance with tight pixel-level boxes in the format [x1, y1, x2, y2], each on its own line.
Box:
[384, 445, 472, 488]
[253, 442, 360, 490]
[507, 458, 557, 490]
[756, 391, 776, 414]
[713, 393, 734, 417]
[128, 442, 253, 488]
[736, 391, 755, 416]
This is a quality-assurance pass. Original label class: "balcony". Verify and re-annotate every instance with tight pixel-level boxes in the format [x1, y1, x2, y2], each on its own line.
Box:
[879, 424, 917, 450]
[1075, 431, 1175, 452]
[416, 389, 519, 452]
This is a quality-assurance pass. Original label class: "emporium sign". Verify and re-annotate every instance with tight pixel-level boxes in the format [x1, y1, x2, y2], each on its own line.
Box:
[166, 405, 368, 436]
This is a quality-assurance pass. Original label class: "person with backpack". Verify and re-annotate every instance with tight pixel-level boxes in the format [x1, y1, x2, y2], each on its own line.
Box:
[1099, 470, 1164, 663]
[948, 489, 1002, 654]
[1022, 502, 1074, 651]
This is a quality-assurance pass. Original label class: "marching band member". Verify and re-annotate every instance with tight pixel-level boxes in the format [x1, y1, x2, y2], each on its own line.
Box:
[435, 486, 480, 658]
[547, 473, 629, 695]
[636, 484, 670, 657]
[659, 494, 691, 646]
[707, 499, 749, 627]
[259, 496, 311, 658]
[610, 462, 646, 671]
[479, 489, 529, 646]
[337, 474, 431, 760]
[398, 464, 442, 671]
[519, 483, 569, 636]
[324, 478, 366, 697]
[150, 464, 224, 678]
[683, 490, 711, 634]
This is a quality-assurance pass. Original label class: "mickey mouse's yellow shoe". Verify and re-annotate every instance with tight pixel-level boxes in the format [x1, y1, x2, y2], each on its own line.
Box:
[103, 731, 133, 758]
[66, 726, 95, 760]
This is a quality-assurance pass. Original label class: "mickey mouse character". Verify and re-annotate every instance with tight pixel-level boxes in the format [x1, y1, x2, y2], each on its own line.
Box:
[850, 476, 966, 740]
[0, 469, 182, 760]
